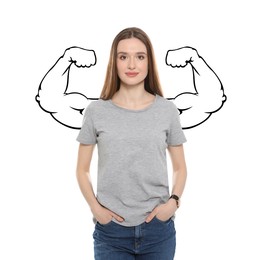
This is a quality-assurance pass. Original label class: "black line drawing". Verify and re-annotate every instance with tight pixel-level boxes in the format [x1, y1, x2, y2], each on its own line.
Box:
[36, 46, 226, 130]
[36, 47, 97, 129]
[165, 47, 226, 129]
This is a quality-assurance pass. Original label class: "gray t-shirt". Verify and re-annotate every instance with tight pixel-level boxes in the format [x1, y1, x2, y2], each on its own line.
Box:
[76, 94, 186, 226]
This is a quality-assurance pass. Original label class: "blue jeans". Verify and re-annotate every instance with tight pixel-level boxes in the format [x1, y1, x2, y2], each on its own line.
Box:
[93, 217, 176, 260]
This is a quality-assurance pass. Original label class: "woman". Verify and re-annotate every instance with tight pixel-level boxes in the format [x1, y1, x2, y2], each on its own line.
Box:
[76, 27, 187, 260]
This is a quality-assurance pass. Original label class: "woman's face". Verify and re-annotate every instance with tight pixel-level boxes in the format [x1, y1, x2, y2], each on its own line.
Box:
[116, 38, 148, 88]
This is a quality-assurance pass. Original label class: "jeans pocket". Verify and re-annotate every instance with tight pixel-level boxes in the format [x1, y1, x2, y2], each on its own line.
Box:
[97, 220, 113, 227]
[154, 216, 172, 224]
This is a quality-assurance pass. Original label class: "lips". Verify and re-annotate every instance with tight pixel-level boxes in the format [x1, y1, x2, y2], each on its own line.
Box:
[125, 72, 139, 77]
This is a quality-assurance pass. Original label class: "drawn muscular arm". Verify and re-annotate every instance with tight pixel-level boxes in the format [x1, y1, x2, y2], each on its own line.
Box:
[35, 47, 97, 129]
[166, 47, 226, 129]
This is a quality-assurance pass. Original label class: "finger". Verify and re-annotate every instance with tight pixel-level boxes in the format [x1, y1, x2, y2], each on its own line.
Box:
[75, 63, 92, 68]
[110, 212, 124, 222]
[145, 211, 157, 223]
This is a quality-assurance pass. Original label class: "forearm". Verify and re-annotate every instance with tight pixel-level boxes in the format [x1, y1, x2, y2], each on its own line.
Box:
[76, 170, 99, 211]
[171, 167, 187, 198]
[38, 54, 72, 96]
[189, 53, 224, 96]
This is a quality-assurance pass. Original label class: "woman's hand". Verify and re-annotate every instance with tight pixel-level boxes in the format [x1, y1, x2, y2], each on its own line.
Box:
[145, 199, 178, 223]
[91, 203, 124, 225]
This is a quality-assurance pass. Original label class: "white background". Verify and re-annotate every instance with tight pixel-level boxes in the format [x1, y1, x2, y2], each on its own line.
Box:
[1, 0, 261, 259]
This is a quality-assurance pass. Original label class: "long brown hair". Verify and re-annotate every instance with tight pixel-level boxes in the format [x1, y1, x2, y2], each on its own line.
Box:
[100, 27, 164, 100]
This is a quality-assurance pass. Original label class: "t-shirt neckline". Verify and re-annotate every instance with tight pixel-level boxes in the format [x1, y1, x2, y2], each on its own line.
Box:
[108, 94, 159, 113]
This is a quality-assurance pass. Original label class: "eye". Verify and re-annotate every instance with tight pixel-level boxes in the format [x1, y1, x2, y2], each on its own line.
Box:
[137, 55, 146, 60]
[119, 55, 127, 60]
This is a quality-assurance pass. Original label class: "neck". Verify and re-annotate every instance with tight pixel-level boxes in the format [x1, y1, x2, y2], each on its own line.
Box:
[115, 83, 150, 104]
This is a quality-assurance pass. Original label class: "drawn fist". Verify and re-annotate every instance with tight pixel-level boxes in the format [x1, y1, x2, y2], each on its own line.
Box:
[165, 46, 199, 68]
[64, 46, 97, 68]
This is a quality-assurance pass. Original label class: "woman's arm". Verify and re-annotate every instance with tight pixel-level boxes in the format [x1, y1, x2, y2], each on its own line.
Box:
[76, 143, 124, 224]
[168, 144, 187, 198]
[145, 144, 187, 222]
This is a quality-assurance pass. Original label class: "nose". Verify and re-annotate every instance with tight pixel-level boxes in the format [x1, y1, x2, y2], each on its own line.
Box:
[128, 56, 136, 69]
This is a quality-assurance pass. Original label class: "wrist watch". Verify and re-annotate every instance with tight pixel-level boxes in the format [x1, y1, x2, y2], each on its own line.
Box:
[169, 194, 180, 208]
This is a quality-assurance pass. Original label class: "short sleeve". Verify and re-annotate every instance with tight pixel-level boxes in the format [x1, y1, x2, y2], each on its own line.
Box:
[76, 105, 97, 144]
[167, 103, 187, 146]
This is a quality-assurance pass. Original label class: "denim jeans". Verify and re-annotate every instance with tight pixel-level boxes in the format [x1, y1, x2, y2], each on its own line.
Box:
[93, 217, 176, 260]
